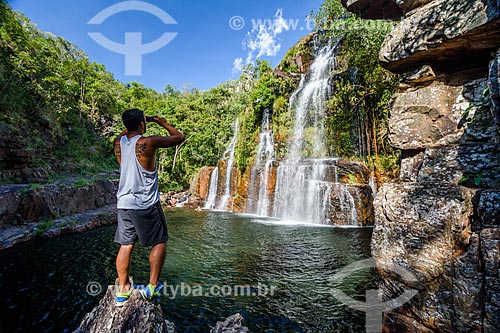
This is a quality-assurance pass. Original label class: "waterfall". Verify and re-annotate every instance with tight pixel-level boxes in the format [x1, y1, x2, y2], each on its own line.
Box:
[216, 118, 239, 211]
[249, 109, 275, 216]
[255, 109, 275, 163]
[203, 167, 219, 209]
[271, 40, 359, 225]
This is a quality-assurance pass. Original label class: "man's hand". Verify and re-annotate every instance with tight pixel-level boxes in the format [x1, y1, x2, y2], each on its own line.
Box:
[148, 117, 185, 149]
[153, 116, 169, 126]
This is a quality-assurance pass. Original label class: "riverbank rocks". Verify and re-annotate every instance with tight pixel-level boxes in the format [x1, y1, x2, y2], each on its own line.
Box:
[343, 0, 500, 331]
[0, 175, 118, 228]
[0, 175, 119, 249]
[75, 285, 250, 333]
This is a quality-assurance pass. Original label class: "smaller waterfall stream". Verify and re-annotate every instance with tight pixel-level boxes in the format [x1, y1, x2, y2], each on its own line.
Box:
[215, 119, 239, 211]
[248, 109, 275, 216]
[203, 167, 219, 209]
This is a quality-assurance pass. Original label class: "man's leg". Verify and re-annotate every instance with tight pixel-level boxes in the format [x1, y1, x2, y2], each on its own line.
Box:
[149, 242, 166, 287]
[116, 244, 134, 292]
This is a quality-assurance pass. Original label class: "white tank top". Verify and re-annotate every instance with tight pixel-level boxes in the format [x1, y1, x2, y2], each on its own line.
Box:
[116, 135, 160, 209]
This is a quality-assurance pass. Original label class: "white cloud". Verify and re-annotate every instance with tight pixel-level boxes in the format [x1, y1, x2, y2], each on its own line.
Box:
[232, 57, 243, 75]
[247, 25, 281, 58]
[232, 8, 290, 76]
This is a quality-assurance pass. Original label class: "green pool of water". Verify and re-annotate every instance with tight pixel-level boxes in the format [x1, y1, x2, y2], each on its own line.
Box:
[0, 209, 375, 332]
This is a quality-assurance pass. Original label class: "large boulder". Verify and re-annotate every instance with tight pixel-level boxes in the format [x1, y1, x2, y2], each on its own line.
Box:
[372, 183, 500, 332]
[389, 78, 494, 149]
[379, 0, 500, 73]
[388, 81, 464, 149]
[74, 286, 176, 333]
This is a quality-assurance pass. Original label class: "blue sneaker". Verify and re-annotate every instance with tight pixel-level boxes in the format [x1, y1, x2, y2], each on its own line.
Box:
[140, 283, 163, 301]
[115, 284, 134, 307]
[115, 277, 134, 307]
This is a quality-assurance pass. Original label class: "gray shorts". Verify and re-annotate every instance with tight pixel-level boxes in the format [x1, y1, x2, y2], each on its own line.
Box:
[114, 201, 169, 247]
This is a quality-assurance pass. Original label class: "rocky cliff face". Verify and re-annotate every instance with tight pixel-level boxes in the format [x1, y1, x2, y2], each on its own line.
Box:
[343, 0, 500, 331]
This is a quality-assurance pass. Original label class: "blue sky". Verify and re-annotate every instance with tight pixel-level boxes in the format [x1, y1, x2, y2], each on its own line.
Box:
[8, 0, 324, 92]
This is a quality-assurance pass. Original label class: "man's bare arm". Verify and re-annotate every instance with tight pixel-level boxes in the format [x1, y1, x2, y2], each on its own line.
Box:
[149, 117, 185, 148]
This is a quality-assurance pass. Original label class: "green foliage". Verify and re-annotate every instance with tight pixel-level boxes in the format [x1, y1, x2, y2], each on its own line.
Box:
[33, 219, 53, 235]
[0, 2, 122, 181]
[459, 171, 484, 187]
[1, 0, 403, 191]
[279, 35, 312, 74]
[73, 177, 93, 188]
[233, 61, 298, 172]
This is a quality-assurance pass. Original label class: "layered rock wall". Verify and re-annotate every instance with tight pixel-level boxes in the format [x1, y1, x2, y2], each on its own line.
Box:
[344, 0, 500, 331]
[0, 177, 117, 228]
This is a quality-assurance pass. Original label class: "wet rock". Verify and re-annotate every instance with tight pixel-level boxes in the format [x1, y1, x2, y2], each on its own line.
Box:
[329, 183, 374, 226]
[379, 0, 500, 73]
[210, 313, 250, 333]
[215, 159, 239, 210]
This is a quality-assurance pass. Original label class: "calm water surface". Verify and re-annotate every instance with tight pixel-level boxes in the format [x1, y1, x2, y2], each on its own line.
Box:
[0, 209, 375, 332]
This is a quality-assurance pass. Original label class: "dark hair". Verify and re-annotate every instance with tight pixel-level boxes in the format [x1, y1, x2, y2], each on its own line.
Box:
[122, 108, 144, 131]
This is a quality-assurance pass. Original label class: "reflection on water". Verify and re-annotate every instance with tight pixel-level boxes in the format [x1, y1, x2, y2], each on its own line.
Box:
[0, 209, 374, 332]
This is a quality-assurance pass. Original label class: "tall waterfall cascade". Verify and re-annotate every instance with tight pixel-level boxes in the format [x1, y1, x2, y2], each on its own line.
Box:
[272, 41, 344, 224]
[203, 40, 374, 226]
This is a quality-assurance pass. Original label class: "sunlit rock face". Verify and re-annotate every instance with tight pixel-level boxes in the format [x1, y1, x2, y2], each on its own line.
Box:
[379, 0, 500, 73]
[343, 0, 500, 331]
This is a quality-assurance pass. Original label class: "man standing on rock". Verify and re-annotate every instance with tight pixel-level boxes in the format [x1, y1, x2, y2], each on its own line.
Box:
[113, 108, 184, 306]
